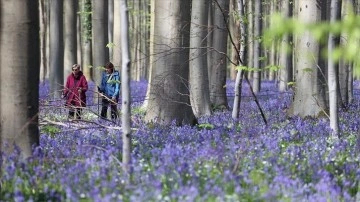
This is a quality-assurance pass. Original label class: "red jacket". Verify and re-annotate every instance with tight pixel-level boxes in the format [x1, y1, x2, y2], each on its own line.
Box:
[63, 71, 88, 107]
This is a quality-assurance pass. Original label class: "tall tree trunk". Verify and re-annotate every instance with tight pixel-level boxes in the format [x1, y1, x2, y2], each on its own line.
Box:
[229, 0, 239, 80]
[108, 0, 114, 61]
[252, 0, 262, 93]
[246, 0, 254, 80]
[328, 0, 341, 135]
[120, 0, 132, 174]
[64, 0, 78, 82]
[339, 0, 354, 105]
[145, 0, 196, 125]
[39, 0, 49, 82]
[0, 0, 40, 158]
[92, 0, 109, 84]
[209, 0, 229, 109]
[113, 0, 122, 69]
[80, 0, 92, 80]
[279, 0, 293, 92]
[189, 0, 212, 118]
[232, 0, 246, 119]
[289, 0, 327, 118]
[49, 0, 64, 99]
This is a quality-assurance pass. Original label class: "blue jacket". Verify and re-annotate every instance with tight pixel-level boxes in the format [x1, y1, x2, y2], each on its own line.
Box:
[99, 70, 120, 99]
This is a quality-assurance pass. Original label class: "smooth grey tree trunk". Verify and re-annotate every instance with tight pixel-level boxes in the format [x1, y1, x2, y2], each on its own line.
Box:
[252, 0, 262, 93]
[209, 0, 229, 109]
[39, 0, 48, 82]
[328, 0, 341, 135]
[232, 0, 246, 119]
[246, 0, 254, 80]
[0, 0, 40, 159]
[64, 0, 77, 82]
[189, 0, 212, 118]
[49, 0, 64, 99]
[279, 0, 293, 92]
[92, 0, 109, 84]
[339, 0, 354, 105]
[80, 0, 92, 80]
[108, 0, 114, 61]
[289, 0, 327, 118]
[113, 0, 122, 69]
[145, 0, 196, 125]
[120, 0, 131, 174]
[268, 1, 276, 81]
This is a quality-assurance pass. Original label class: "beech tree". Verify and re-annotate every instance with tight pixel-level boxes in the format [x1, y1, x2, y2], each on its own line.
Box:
[64, 0, 78, 82]
[278, 0, 293, 92]
[288, 0, 327, 117]
[0, 0, 40, 158]
[49, 0, 64, 99]
[145, 0, 196, 125]
[92, 0, 109, 83]
[208, 0, 229, 109]
[119, 0, 131, 174]
[189, 0, 212, 118]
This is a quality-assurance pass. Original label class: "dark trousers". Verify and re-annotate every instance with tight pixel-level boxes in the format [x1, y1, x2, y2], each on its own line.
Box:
[69, 107, 82, 119]
[100, 98, 118, 120]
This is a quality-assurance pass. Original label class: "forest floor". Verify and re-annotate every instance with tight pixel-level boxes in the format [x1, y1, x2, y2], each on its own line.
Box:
[1, 80, 359, 201]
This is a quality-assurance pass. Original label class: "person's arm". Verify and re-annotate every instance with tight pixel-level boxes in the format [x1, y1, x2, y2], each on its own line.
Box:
[112, 73, 120, 99]
[80, 76, 88, 92]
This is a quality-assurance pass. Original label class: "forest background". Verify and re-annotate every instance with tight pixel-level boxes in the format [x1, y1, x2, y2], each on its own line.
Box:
[0, 0, 360, 201]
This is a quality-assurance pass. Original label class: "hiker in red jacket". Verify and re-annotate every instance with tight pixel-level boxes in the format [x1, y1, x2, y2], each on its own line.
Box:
[63, 64, 88, 120]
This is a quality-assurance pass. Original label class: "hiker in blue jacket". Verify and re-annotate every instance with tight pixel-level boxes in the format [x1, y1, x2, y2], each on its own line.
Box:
[98, 62, 120, 120]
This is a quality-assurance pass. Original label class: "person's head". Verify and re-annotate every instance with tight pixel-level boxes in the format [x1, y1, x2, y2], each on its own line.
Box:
[72, 64, 81, 76]
[105, 62, 114, 74]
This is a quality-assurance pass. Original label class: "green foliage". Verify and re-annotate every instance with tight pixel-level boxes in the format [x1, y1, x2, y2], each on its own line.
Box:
[197, 123, 214, 130]
[264, 12, 360, 76]
[131, 106, 146, 116]
[40, 125, 61, 137]
[264, 65, 281, 72]
[106, 42, 115, 49]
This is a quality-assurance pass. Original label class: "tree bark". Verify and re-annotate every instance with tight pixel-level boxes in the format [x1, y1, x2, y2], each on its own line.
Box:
[64, 0, 78, 82]
[145, 0, 196, 125]
[208, 0, 229, 109]
[49, 0, 64, 99]
[120, 0, 132, 174]
[0, 0, 40, 159]
[289, 0, 327, 118]
[189, 0, 212, 118]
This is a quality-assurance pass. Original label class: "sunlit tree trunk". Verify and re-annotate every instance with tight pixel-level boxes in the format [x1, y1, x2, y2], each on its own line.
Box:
[108, 0, 114, 61]
[328, 0, 341, 135]
[145, 0, 196, 125]
[279, 0, 293, 92]
[208, 0, 229, 109]
[229, 0, 240, 80]
[289, 0, 327, 118]
[246, 0, 254, 80]
[189, 0, 212, 118]
[39, 0, 49, 82]
[92, 0, 109, 84]
[80, 0, 92, 80]
[0, 0, 40, 159]
[339, 0, 354, 105]
[232, 0, 246, 119]
[268, 1, 276, 81]
[64, 0, 78, 83]
[49, 0, 64, 99]
[113, 0, 122, 70]
[252, 0, 262, 93]
[120, 0, 132, 174]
